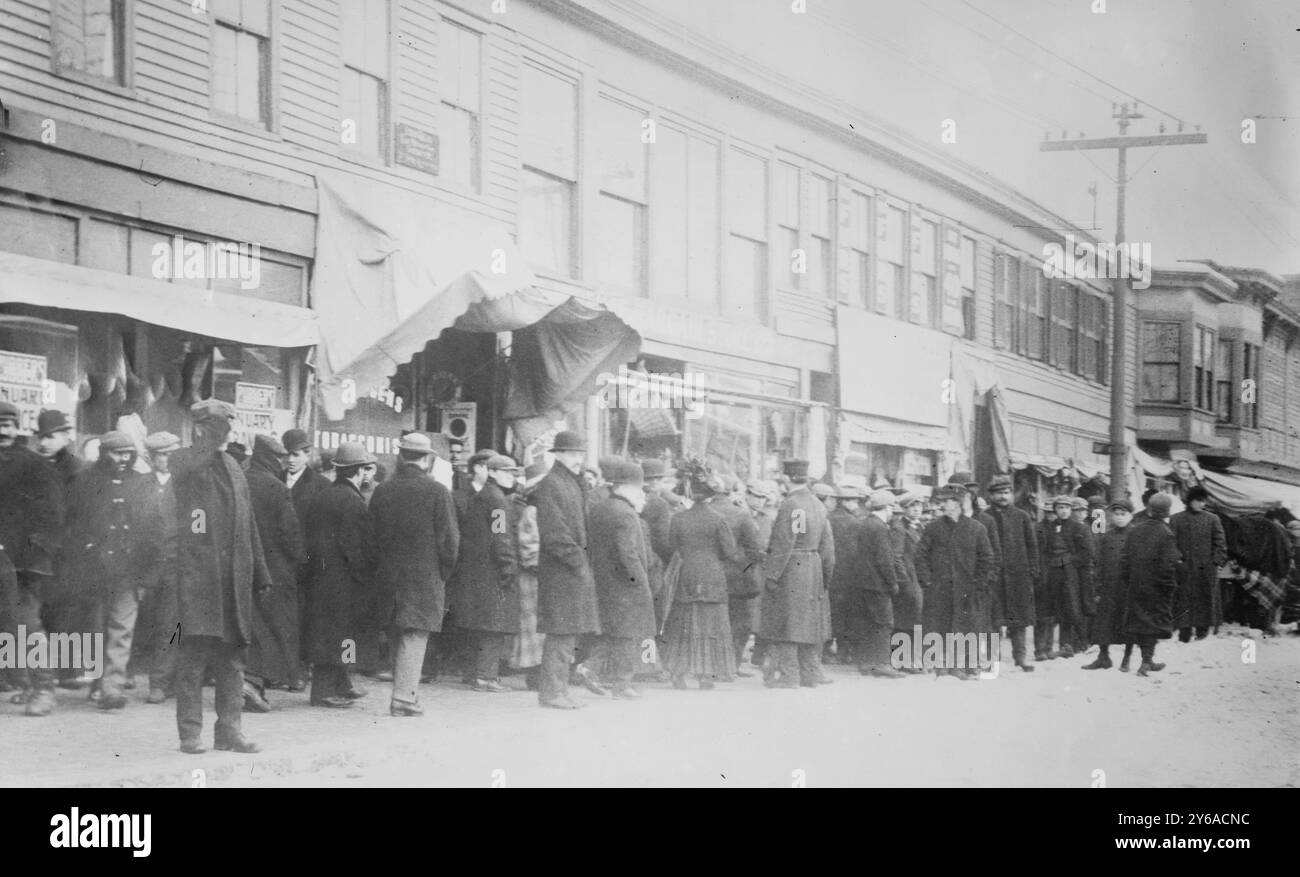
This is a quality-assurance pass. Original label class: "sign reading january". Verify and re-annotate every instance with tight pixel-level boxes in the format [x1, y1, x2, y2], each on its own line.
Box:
[0, 350, 49, 434]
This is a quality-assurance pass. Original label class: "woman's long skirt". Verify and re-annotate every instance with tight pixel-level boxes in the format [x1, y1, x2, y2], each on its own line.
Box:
[663, 600, 734, 680]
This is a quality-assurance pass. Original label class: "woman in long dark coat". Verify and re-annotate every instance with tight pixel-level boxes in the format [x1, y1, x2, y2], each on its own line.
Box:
[663, 464, 739, 689]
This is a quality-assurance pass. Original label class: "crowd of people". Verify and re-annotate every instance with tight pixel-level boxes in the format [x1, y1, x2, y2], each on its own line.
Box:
[2, 397, 1298, 755]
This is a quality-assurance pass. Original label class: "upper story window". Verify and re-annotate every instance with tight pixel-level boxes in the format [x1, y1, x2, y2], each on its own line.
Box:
[774, 163, 801, 292]
[52, 0, 128, 87]
[1022, 271, 1047, 360]
[1215, 337, 1234, 423]
[1141, 320, 1181, 403]
[993, 253, 1019, 349]
[519, 60, 578, 278]
[959, 234, 976, 341]
[1050, 280, 1077, 372]
[339, 0, 390, 161]
[1077, 292, 1107, 384]
[592, 96, 648, 296]
[845, 191, 872, 311]
[806, 174, 834, 299]
[876, 202, 906, 318]
[910, 217, 939, 327]
[725, 147, 769, 322]
[1192, 325, 1216, 411]
[438, 17, 481, 190]
[211, 0, 272, 128]
[651, 125, 720, 308]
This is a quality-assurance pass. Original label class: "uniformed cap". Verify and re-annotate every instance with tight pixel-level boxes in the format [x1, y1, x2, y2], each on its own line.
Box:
[1108, 498, 1135, 513]
[550, 430, 586, 452]
[641, 459, 668, 479]
[282, 428, 312, 452]
[253, 433, 287, 457]
[868, 489, 896, 511]
[948, 471, 977, 488]
[783, 459, 810, 479]
[486, 453, 521, 472]
[987, 475, 1013, 492]
[37, 410, 72, 436]
[811, 482, 834, 499]
[100, 431, 135, 452]
[190, 398, 237, 424]
[1070, 496, 1089, 511]
[835, 483, 861, 499]
[1146, 493, 1173, 517]
[333, 441, 377, 468]
[606, 460, 644, 485]
[0, 401, 20, 424]
[145, 431, 181, 453]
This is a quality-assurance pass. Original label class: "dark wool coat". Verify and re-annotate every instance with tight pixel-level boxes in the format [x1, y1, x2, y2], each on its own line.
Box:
[62, 461, 153, 597]
[974, 509, 1003, 596]
[302, 479, 375, 663]
[859, 514, 899, 594]
[369, 462, 460, 633]
[1036, 516, 1094, 626]
[827, 506, 864, 593]
[708, 496, 763, 598]
[286, 467, 331, 537]
[447, 479, 519, 634]
[916, 514, 993, 635]
[641, 491, 675, 566]
[588, 493, 656, 639]
[245, 454, 305, 683]
[984, 504, 1040, 628]
[1090, 523, 1132, 646]
[169, 448, 272, 645]
[889, 517, 923, 631]
[1169, 509, 1226, 630]
[1120, 517, 1181, 639]
[668, 502, 738, 604]
[0, 444, 61, 575]
[531, 463, 600, 635]
[759, 485, 836, 645]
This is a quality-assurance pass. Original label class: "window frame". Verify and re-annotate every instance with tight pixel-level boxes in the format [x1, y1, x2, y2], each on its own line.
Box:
[724, 142, 771, 322]
[993, 251, 1020, 350]
[1140, 320, 1183, 404]
[436, 11, 485, 190]
[50, 0, 135, 94]
[959, 233, 977, 341]
[208, 0, 279, 135]
[1192, 324, 1216, 412]
[518, 53, 582, 280]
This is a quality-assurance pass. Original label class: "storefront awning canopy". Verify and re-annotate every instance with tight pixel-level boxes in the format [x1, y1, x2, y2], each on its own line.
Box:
[0, 251, 319, 348]
[842, 411, 947, 451]
[1200, 469, 1300, 517]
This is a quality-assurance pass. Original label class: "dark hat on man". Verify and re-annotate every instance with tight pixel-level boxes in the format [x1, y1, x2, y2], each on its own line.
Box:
[1087, 495, 1108, 509]
[333, 441, 377, 468]
[597, 455, 623, 479]
[550, 430, 586, 452]
[1050, 495, 1074, 508]
[253, 433, 287, 457]
[0, 401, 20, 424]
[145, 431, 181, 453]
[486, 453, 521, 472]
[37, 410, 72, 437]
[1185, 485, 1210, 504]
[1108, 498, 1135, 513]
[782, 459, 810, 479]
[641, 459, 668, 479]
[225, 442, 248, 462]
[1147, 493, 1173, 517]
[282, 428, 312, 452]
[987, 475, 1013, 493]
[398, 433, 436, 456]
[933, 486, 964, 503]
[99, 431, 135, 453]
[190, 398, 237, 424]
[606, 460, 644, 485]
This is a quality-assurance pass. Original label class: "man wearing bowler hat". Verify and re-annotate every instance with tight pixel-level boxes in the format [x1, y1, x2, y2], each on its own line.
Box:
[760, 459, 836, 688]
[369, 432, 459, 715]
[169, 400, 272, 752]
[530, 430, 601, 708]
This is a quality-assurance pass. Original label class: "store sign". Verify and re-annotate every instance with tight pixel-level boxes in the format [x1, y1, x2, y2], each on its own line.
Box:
[0, 350, 49, 433]
[232, 381, 291, 446]
[394, 123, 439, 175]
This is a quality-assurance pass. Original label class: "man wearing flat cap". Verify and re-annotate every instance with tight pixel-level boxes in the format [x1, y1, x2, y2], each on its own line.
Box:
[1119, 493, 1181, 675]
[281, 428, 330, 533]
[137, 431, 181, 704]
[1169, 484, 1225, 642]
[851, 490, 903, 678]
[34, 410, 84, 692]
[530, 430, 602, 708]
[241, 434, 304, 712]
[760, 459, 836, 688]
[0, 401, 61, 714]
[915, 485, 993, 678]
[369, 432, 459, 715]
[825, 484, 865, 666]
[1034, 495, 1093, 661]
[301, 441, 378, 712]
[888, 493, 925, 670]
[984, 475, 1040, 672]
[1085, 498, 1137, 671]
[168, 400, 272, 752]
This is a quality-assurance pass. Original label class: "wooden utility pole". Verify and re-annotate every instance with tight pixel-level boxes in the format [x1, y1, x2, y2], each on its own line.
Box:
[1040, 104, 1207, 501]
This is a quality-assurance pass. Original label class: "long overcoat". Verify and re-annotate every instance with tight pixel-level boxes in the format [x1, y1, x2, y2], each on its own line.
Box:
[759, 485, 836, 645]
[0, 444, 60, 576]
[1169, 509, 1226, 630]
[889, 516, 923, 630]
[286, 467, 331, 537]
[1036, 517, 1094, 627]
[245, 453, 305, 682]
[709, 496, 763, 598]
[531, 463, 600, 635]
[1120, 517, 1182, 639]
[915, 514, 993, 635]
[169, 448, 272, 645]
[1089, 523, 1131, 645]
[984, 504, 1039, 628]
[447, 479, 518, 634]
[302, 479, 375, 664]
[641, 491, 675, 566]
[588, 493, 656, 639]
[369, 461, 460, 633]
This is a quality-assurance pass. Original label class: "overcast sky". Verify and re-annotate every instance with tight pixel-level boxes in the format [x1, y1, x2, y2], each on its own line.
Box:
[646, 0, 1299, 276]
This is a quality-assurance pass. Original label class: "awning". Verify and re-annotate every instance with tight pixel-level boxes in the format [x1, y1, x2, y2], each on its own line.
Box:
[0, 251, 318, 348]
[842, 411, 948, 451]
[1200, 468, 1300, 517]
[1009, 451, 1070, 476]
[1224, 460, 1300, 489]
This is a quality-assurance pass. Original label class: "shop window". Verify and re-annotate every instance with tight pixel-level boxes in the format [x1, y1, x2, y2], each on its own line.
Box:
[593, 96, 648, 295]
[1215, 338, 1234, 423]
[519, 60, 577, 277]
[51, 0, 128, 87]
[438, 17, 481, 189]
[1193, 325, 1215, 411]
[959, 235, 976, 341]
[211, 0, 272, 128]
[1141, 321, 1181, 403]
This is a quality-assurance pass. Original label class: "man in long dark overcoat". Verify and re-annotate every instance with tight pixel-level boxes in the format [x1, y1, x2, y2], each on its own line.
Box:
[915, 486, 993, 679]
[243, 434, 304, 710]
[169, 400, 272, 753]
[825, 484, 863, 666]
[281, 428, 329, 688]
[369, 433, 459, 715]
[531, 431, 600, 709]
[855, 489, 903, 677]
[302, 441, 376, 710]
[1035, 496, 1093, 660]
[1120, 493, 1182, 676]
[984, 475, 1039, 672]
[1083, 497, 1136, 671]
[760, 459, 836, 688]
[708, 488, 763, 675]
[581, 460, 655, 698]
[34, 409, 83, 692]
[1169, 485, 1226, 641]
[447, 454, 520, 692]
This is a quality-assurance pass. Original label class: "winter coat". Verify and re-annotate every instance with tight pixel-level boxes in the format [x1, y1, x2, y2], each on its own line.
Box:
[916, 514, 993, 635]
[0, 444, 60, 575]
[889, 516, 923, 631]
[708, 496, 763, 598]
[302, 479, 375, 663]
[531, 463, 599, 635]
[759, 485, 836, 645]
[1120, 517, 1181, 639]
[62, 461, 153, 597]
[245, 453, 305, 683]
[588, 493, 656, 639]
[641, 491, 675, 566]
[1170, 509, 1226, 630]
[984, 504, 1040, 628]
[447, 479, 519, 634]
[1090, 524, 1131, 645]
[668, 502, 739, 605]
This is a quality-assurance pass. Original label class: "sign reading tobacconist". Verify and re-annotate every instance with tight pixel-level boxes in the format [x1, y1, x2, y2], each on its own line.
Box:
[0, 351, 48, 434]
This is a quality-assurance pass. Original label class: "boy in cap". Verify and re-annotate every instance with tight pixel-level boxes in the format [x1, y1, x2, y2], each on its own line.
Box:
[1034, 496, 1093, 661]
[915, 486, 993, 678]
[1084, 498, 1137, 671]
[984, 475, 1040, 672]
